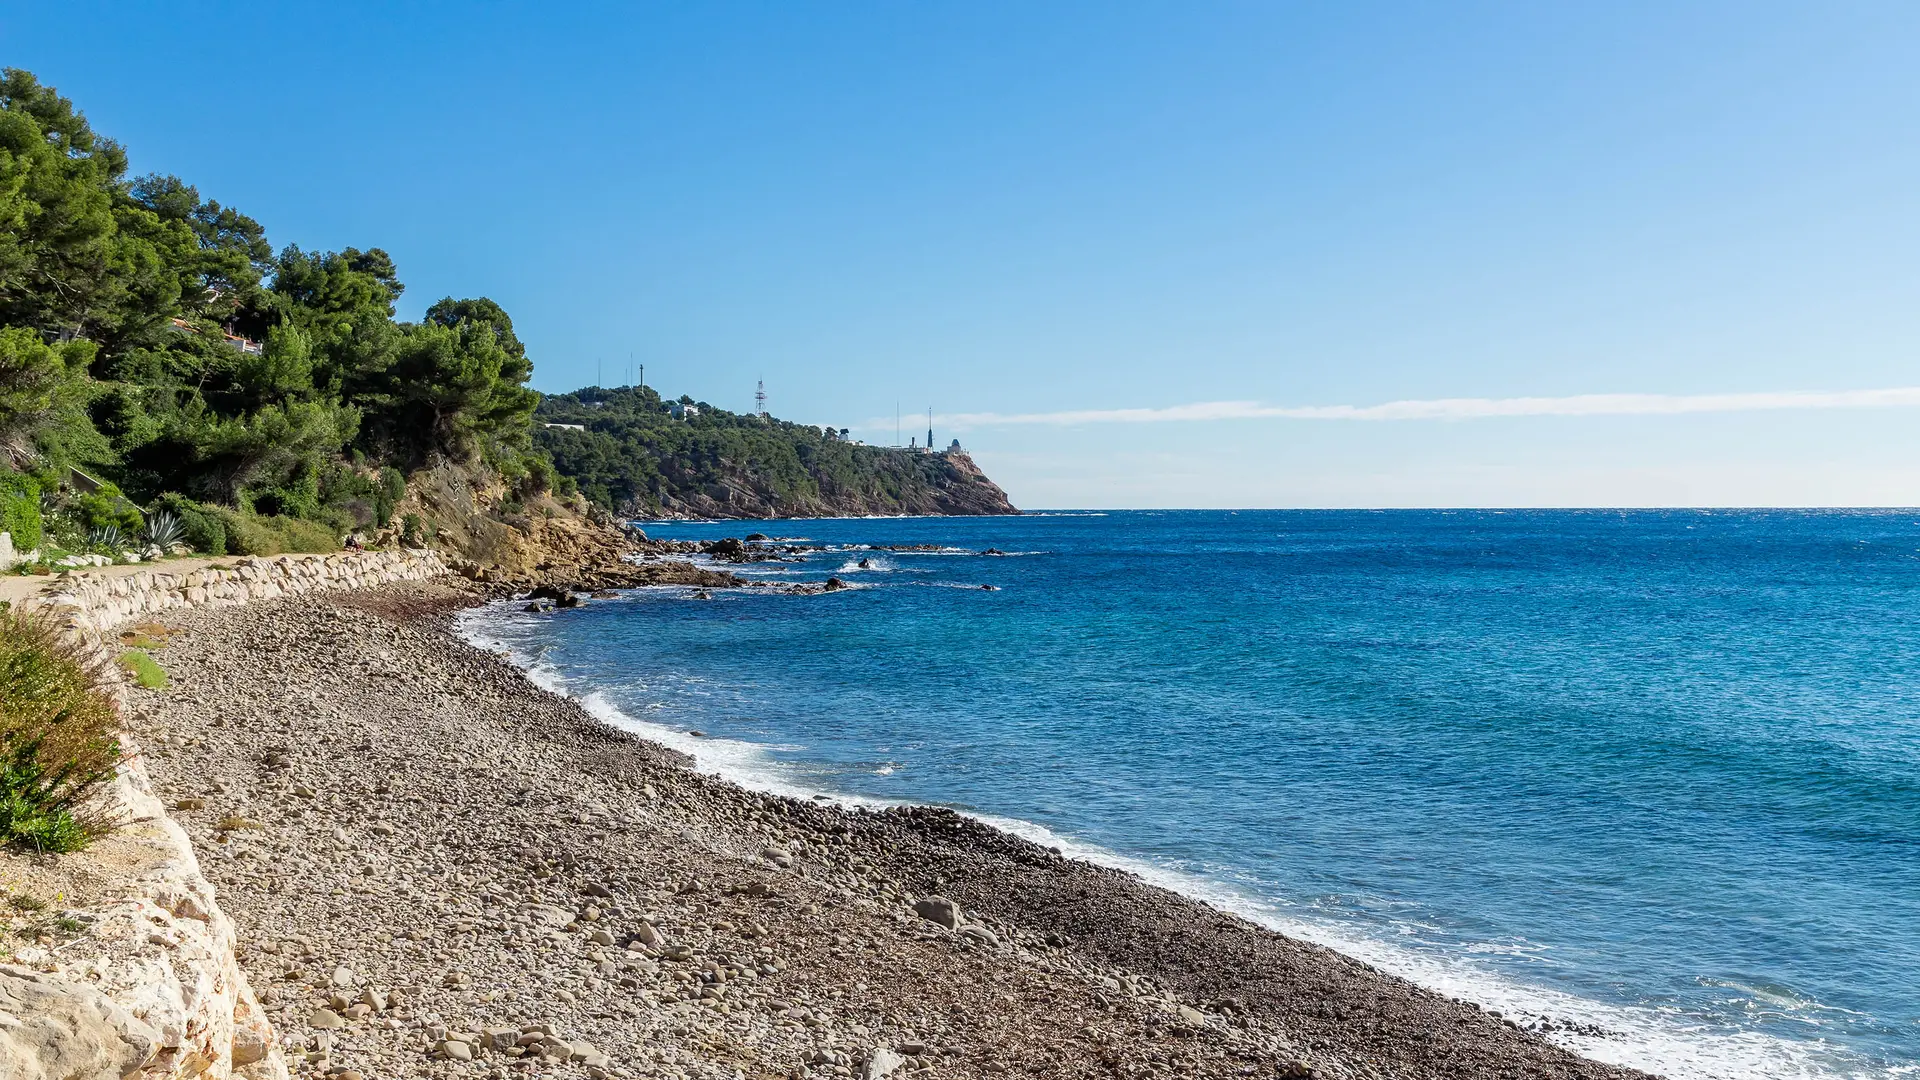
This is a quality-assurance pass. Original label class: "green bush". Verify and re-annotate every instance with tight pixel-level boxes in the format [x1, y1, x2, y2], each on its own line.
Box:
[151, 494, 227, 555]
[516, 454, 556, 499]
[72, 482, 143, 536]
[0, 472, 43, 552]
[224, 513, 340, 556]
[251, 466, 320, 520]
[0, 609, 121, 853]
[375, 466, 405, 527]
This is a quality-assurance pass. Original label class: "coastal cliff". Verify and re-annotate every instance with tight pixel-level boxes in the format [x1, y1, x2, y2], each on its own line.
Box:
[535, 387, 1018, 519]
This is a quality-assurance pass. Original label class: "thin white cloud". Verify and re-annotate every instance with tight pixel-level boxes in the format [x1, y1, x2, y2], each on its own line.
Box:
[900, 387, 1920, 430]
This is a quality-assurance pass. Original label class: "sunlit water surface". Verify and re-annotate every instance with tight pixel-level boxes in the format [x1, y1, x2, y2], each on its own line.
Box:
[460, 510, 1920, 1080]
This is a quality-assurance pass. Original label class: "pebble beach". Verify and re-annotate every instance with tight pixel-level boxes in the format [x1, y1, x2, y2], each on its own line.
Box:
[131, 580, 1656, 1080]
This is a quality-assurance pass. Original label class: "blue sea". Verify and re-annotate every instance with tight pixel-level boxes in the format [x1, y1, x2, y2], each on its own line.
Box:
[458, 510, 1920, 1080]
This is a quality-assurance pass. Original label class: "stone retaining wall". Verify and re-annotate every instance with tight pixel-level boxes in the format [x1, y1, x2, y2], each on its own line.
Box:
[1, 549, 448, 1080]
[22, 549, 446, 635]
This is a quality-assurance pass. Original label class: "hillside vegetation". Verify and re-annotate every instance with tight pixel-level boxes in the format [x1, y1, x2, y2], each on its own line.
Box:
[0, 68, 1010, 563]
[536, 387, 1016, 518]
[0, 68, 558, 559]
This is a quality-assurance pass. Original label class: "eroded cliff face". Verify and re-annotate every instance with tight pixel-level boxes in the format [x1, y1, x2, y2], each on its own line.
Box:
[649, 450, 1018, 520]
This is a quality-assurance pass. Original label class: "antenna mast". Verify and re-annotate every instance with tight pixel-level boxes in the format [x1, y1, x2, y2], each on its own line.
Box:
[927, 406, 934, 451]
[755, 379, 768, 418]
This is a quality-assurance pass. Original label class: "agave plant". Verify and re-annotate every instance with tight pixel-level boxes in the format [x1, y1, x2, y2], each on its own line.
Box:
[142, 511, 185, 550]
[86, 524, 123, 554]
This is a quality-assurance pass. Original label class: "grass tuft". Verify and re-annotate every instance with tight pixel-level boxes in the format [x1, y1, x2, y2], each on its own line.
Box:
[118, 650, 167, 690]
[0, 608, 123, 852]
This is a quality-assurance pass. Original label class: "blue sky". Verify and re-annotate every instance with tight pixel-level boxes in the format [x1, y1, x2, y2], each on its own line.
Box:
[7, 2, 1920, 507]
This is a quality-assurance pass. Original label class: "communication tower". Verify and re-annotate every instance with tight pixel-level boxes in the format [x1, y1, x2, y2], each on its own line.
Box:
[927, 406, 934, 452]
[755, 379, 768, 418]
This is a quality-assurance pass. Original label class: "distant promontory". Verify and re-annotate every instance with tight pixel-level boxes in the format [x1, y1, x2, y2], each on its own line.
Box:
[535, 387, 1017, 519]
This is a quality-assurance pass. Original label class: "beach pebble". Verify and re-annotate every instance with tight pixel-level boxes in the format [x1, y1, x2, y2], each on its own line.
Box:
[913, 895, 963, 929]
[529, 904, 575, 927]
[861, 1047, 905, 1079]
[959, 924, 1000, 947]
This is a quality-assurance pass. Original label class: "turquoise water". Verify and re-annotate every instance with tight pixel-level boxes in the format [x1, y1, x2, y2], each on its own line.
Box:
[459, 510, 1920, 1080]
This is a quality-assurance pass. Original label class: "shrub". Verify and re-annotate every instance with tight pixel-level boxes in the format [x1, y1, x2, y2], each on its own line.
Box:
[0, 471, 42, 552]
[0, 609, 121, 852]
[152, 494, 227, 555]
[399, 512, 426, 547]
[375, 466, 406, 527]
[72, 482, 142, 536]
[513, 453, 556, 499]
[250, 467, 320, 521]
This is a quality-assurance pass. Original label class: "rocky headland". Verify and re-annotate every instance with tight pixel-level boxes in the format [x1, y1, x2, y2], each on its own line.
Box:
[532, 387, 1019, 520]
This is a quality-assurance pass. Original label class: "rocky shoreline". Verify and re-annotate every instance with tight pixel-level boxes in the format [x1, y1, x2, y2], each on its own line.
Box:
[130, 580, 1657, 1080]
